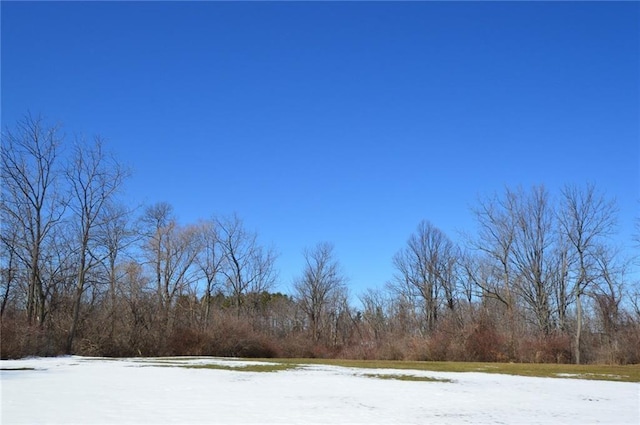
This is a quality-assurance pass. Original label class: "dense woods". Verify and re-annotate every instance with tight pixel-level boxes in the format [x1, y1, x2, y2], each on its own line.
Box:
[2, 115, 639, 363]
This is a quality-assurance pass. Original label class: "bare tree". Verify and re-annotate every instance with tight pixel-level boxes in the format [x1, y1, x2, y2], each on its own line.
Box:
[390, 220, 457, 334]
[195, 219, 224, 328]
[217, 214, 277, 315]
[0, 220, 20, 319]
[293, 242, 347, 342]
[469, 190, 518, 310]
[98, 202, 137, 337]
[0, 115, 66, 326]
[558, 183, 617, 364]
[510, 185, 555, 335]
[359, 287, 389, 342]
[118, 260, 153, 354]
[550, 232, 573, 332]
[458, 250, 484, 304]
[65, 138, 128, 353]
[592, 245, 627, 362]
[141, 203, 202, 332]
[40, 222, 76, 323]
[467, 188, 523, 359]
[328, 287, 353, 348]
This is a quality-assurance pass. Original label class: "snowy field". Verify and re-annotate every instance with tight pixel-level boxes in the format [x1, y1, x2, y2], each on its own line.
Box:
[1, 356, 638, 424]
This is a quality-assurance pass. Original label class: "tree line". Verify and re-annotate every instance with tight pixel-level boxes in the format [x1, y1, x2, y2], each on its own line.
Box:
[2, 115, 639, 364]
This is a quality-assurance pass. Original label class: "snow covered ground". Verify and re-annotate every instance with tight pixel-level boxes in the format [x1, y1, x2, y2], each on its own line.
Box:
[1, 356, 638, 424]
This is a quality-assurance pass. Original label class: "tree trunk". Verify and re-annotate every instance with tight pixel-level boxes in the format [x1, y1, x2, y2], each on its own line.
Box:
[109, 257, 118, 340]
[203, 292, 212, 330]
[67, 254, 87, 354]
[575, 292, 582, 365]
[27, 246, 40, 325]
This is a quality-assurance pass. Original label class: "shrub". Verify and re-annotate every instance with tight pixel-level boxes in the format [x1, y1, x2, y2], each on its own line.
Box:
[518, 333, 572, 363]
[463, 317, 504, 362]
[0, 317, 63, 359]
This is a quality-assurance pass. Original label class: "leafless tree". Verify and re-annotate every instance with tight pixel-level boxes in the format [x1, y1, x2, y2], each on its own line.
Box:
[328, 287, 353, 348]
[592, 245, 628, 362]
[0, 115, 67, 326]
[141, 203, 202, 332]
[0, 221, 20, 319]
[65, 138, 128, 353]
[458, 250, 486, 304]
[558, 183, 617, 364]
[293, 242, 347, 342]
[40, 222, 75, 321]
[390, 220, 457, 334]
[118, 260, 153, 354]
[216, 214, 277, 315]
[98, 202, 137, 337]
[359, 287, 389, 342]
[467, 188, 526, 358]
[195, 219, 224, 328]
[510, 185, 555, 335]
[550, 232, 573, 332]
[140, 201, 173, 315]
[469, 190, 518, 310]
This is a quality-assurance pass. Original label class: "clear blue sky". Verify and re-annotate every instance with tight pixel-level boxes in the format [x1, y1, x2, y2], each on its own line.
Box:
[2, 2, 639, 297]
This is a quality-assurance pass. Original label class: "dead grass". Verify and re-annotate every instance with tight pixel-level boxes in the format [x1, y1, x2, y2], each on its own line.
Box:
[268, 358, 640, 383]
[79, 356, 640, 382]
[363, 373, 452, 383]
[127, 358, 296, 373]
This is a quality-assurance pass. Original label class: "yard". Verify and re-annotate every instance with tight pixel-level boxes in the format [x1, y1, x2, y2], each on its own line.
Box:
[1, 356, 638, 424]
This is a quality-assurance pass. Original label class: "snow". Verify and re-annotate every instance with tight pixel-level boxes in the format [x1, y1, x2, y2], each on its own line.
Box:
[1, 356, 638, 424]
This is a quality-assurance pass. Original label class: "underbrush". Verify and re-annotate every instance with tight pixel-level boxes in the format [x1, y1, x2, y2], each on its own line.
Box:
[2, 311, 639, 368]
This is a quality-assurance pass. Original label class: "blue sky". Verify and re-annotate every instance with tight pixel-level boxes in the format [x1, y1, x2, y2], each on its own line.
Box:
[2, 2, 639, 297]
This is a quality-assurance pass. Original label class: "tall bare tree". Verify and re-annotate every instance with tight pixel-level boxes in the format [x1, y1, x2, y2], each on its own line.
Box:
[0, 115, 66, 326]
[550, 232, 572, 332]
[141, 202, 202, 332]
[98, 202, 137, 338]
[359, 287, 389, 342]
[217, 214, 277, 315]
[195, 219, 224, 328]
[558, 183, 617, 364]
[65, 138, 128, 353]
[510, 185, 555, 335]
[293, 242, 347, 342]
[469, 190, 518, 310]
[468, 188, 523, 358]
[390, 221, 457, 334]
[592, 245, 626, 362]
